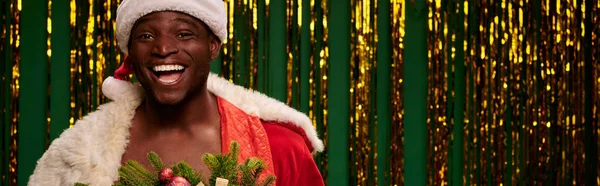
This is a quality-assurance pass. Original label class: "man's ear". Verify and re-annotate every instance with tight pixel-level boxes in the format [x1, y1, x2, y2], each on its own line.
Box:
[209, 36, 222, 61]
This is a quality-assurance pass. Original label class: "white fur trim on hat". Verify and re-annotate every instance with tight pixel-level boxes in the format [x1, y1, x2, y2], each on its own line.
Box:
[116, 0, 227, 54]
[101, 76, 144, 102]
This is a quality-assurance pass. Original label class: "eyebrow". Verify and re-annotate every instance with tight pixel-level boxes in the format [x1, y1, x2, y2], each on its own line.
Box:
[132, 17, 202, 31]
[173, 18, 202, 29]
[131, 17, 152, 31]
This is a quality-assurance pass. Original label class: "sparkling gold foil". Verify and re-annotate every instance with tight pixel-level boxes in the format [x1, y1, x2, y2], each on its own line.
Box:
[305, 0, 330, 181]
[68, 0, 76, 128]
[349, 0, 377, 184]
[5, 0, 21, 185]
[286, 0, 293, 105]
[390, 0, 403, 185]
[319, 0, 330, 182]
[429, 0, 599, 185]
[223, 0, 235, 81]
[68, 0, 122, 126]
[46, 0, 52, 149]
[1, 0, 595, 185]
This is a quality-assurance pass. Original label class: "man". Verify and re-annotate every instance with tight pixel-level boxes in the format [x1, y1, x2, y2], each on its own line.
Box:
[28, 0, 324, 185]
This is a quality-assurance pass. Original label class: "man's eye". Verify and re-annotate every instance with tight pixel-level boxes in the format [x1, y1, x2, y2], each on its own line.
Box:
[139, 34, 152, 39]
[176, 33, 193, 38]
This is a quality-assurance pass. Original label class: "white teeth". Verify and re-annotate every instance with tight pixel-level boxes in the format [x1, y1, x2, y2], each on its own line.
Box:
[158, 79, 177, 83]
[152, 64, 185, 72]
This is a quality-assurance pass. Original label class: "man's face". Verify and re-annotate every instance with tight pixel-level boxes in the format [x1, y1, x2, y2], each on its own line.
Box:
[129, 11, 221, 105]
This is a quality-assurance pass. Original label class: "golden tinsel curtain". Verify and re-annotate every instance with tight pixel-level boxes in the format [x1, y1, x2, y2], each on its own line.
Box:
[1, 0, 599, 186]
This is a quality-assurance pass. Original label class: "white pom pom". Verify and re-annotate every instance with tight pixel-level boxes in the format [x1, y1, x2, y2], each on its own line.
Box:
[101, 76, 143, 101]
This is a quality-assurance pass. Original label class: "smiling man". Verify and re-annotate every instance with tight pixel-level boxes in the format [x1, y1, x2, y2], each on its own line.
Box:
[28, 0, 324, 185]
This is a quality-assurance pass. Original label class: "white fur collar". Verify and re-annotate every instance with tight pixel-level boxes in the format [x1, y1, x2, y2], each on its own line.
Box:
[29, 73, 325, 185]
[101, 73, 324, 153]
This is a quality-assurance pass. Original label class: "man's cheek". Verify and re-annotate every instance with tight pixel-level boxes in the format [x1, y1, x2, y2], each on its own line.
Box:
[132, 63, 149, 85]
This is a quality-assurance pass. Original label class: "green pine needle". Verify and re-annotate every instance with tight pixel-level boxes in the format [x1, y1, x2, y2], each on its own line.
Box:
[228, 142, 240, 163]
[112, 182, 126, 186]
[251, 160, 265, 181]
[202, 142, 241, 186]
[202, 153, 219, 169]
[117, 166, 136, 185]
[118, 165, 154, 186]
[147, 152, 166, 172]
[238, 159, 255, 186]
[125, 160, 158, 182]
[173, 162, 203, 185]
[74, 141, 276, 186]
[259, 175, 276, 186]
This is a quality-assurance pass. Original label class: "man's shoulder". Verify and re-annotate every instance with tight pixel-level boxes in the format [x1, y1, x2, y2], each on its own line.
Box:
[261, 121, 314, 153]
[29, 100, 136, 185]
[208, 73, 324, 153]
[48, 101, 124, 150]
[46, 99, 136, 159]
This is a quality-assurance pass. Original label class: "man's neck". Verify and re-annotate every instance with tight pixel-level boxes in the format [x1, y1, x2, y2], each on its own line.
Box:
[141, 88, 220, 130]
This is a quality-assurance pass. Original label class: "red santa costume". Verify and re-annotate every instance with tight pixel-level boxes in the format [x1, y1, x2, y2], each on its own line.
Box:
[28, 0, 325, 185]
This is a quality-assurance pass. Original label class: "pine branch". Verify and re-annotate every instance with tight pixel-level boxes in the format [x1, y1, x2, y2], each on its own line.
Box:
[202, 142, 242, 186]
[74, 141, 276, 186]
[251, 160, 265, 181]
[118, 167, 140, 185]
[117, 166, 134, 184]
[126, 160, 158, 182]
[258, 175, 276, 186]
[147, 152, 166, 172]
[202, 153, 219, 169]
[238, 167, 254, 185]
[239, 158, 261, 186]
[229, 142, 240, 163]
[118, 164, 155, 186]
[203, 153, 224, 186]
[225, 143, 241, 183]
[112, 181, 126, 186]
[173, 162, 203, 185]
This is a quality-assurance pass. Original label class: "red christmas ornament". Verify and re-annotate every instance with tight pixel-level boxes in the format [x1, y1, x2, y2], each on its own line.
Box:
[159, 168, 174, 183]
[166, 176, 191, 186]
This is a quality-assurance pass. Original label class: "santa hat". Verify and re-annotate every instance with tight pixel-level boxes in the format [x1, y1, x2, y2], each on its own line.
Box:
[115, 0, 227, 55]
[105, 0, 227, 99]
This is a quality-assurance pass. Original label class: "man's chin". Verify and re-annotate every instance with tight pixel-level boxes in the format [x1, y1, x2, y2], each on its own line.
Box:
[151, 93, 186, 106]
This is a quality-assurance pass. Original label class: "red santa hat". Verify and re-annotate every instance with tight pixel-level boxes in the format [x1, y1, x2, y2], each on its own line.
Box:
[106, 0, 227, 99]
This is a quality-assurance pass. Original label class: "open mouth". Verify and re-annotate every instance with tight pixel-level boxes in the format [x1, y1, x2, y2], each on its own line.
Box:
[151, 64, 186, 84]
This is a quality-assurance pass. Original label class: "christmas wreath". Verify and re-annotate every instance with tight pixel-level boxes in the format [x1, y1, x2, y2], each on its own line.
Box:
[75, 141, 275, 186]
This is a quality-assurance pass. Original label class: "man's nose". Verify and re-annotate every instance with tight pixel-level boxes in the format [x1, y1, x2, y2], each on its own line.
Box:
[151, 36, 179, 57]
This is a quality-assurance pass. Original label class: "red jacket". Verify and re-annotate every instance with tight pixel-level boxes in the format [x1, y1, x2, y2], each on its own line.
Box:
[219, 97, 324, 186]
